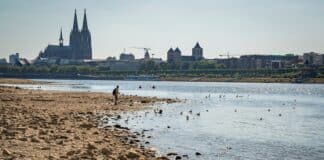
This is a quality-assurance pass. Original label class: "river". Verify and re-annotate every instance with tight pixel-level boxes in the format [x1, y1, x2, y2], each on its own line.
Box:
[9, 79, 324, 160]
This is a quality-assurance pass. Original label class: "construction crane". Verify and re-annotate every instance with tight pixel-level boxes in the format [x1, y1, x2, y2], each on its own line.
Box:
[219, 52, 231, 59]
[130, 47, 152, 59]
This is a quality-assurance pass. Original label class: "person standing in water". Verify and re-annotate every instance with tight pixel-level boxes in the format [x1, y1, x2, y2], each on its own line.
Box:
[112, 85, 119, 105]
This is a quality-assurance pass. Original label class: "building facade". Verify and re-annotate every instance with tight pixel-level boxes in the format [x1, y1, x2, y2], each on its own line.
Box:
[214, 54, 299, 70]
[303, 52, 324, 66]
[0, 58, 7, 65]
[9, 53, 19, 65]
[38, 9, 92, 60]
[167, 47, 181, 63]
[192, 42, 203, 60]
[120, 53, 135, 61]
[167, 42, 204, 63]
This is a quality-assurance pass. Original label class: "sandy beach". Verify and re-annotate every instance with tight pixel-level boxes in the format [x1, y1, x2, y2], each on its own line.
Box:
[0, 79, 176, 160]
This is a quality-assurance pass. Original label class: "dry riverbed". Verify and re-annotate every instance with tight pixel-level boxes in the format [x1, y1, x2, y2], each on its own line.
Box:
[0, 79, 176, 160]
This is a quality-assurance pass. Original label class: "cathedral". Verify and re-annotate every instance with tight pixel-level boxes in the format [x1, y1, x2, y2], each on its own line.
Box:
[38, 9, 92, 60]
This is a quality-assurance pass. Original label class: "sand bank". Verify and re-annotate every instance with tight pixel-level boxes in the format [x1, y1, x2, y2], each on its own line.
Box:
[0, 79, 176, 160]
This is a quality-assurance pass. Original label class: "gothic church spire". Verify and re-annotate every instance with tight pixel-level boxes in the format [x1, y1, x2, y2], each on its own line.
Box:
[72, 9, 79, 32]
[59, 28, 63, 47]
[82, 9, 88, 31]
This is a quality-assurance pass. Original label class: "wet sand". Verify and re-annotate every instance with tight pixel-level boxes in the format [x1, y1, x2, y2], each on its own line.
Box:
[0, 79, 176, 160]
[0, 78, 53, 85]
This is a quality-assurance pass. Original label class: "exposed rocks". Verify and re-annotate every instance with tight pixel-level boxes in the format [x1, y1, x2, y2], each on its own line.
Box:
[156, 156, 169, 160]
[3, 148, 12, 155]
[31, 136, 41, 143]
[79, 122, 94, 129]
[195, 152, 202, 156]
[101, 147, 112, 156]
[66, 150, 76, 156]
[141, 99, 150, 103]
[167, 152, 178, 156]
[175, 155, 182, 159]
[125, 149, 141, 159]
[87, 143, 97, 150]
[113, 124, 129, 130]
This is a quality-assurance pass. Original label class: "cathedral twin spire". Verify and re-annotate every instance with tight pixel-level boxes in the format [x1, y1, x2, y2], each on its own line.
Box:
[42, 9, 92, 60]
[71, 9, 88, 33]
[62, 9, 89, 46]
[72, 9, 79, 32]
[82, 9, 88, 31]
[68, 9, 92, 59]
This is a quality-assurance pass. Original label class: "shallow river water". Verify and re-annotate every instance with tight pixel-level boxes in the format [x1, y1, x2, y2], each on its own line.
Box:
[8, 79, 324, 160]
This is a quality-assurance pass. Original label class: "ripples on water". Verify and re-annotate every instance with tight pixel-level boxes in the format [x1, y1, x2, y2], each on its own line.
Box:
[10, 79, 324, 160]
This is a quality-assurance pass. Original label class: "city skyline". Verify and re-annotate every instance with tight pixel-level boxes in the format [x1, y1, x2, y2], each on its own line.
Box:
[1, 0, 324, 60]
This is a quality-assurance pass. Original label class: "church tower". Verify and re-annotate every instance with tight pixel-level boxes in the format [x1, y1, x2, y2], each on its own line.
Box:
[192, 42, 203, 61]
[69, 9, 81, 59]
[59, 28, 63, 47]
[80, 9, 92, 59]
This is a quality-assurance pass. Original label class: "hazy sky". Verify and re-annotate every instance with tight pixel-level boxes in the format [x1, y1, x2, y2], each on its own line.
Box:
[0, 0, 323, 60]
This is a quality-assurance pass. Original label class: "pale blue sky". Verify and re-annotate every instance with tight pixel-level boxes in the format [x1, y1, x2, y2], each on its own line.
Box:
[0, 0, 323, 60]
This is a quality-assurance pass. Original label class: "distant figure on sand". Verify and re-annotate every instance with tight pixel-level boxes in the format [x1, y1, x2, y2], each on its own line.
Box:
[152, 85, 156, 89]
[113, 85, 119, 105]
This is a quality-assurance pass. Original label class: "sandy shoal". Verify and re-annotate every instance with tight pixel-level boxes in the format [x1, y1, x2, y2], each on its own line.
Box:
[0, 78, 176, 160]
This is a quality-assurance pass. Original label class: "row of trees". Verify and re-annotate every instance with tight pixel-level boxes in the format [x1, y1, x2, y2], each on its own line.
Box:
[1, 62, 322, 78]
[140, 60, 224, 71]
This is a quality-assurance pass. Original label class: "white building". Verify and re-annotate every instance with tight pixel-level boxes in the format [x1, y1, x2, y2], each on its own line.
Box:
[303, 52, 324, 66]
[9, 53, 19, 65]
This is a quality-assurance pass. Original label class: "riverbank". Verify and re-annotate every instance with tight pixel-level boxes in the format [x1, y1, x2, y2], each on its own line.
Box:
[0, 78, 53, 84]
[159, 76, 324, 83]
[0, 79, 176, 160]
[2, 74, 324, 83]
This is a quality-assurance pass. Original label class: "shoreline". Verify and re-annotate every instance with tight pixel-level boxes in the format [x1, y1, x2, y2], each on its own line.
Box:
[0, 78, 177, 160]
[1, 76, 324, 84]
[159, 76, 324, 84]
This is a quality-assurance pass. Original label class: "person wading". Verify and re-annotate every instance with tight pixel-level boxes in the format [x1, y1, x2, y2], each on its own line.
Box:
[112, 85, 119, 105]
